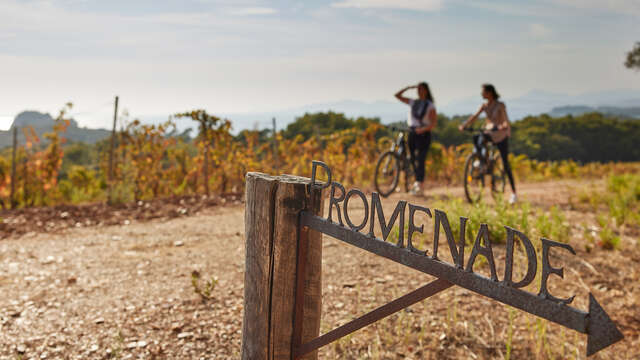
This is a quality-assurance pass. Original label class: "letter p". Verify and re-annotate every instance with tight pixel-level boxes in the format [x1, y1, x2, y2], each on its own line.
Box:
[310, 160, 332, 193]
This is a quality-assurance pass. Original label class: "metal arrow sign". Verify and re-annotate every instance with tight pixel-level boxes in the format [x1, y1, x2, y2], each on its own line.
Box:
[292, 160, 624, 358]
[297, 212, 623, 357]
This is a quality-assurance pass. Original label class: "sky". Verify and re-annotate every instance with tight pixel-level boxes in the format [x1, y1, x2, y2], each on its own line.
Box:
[0, 0, 639, 130]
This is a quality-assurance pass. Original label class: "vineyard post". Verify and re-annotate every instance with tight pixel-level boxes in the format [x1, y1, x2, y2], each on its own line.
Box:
[22, 150, 28, 206]
[10, 126, 17, 209]
[272, 117, 278, 171]
[108, 95, 119, 204]
[203, 118, 210, 196]
[242, 173, 324, 360]
[119, 125, 126, 173]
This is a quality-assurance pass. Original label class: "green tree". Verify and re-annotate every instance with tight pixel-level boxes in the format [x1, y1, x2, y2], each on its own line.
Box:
[511, 113, 640, 162]
[282, 112, 382, 140]
[235, 129, 271, 145]
[432, 114, 469, 146]
[61, 142, 99, 177]
[625, 42, 640, 70]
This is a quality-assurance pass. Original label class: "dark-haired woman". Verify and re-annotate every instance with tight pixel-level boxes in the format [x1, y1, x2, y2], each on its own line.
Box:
[395, 82, 438, 195]
[459, 84, 517, 204]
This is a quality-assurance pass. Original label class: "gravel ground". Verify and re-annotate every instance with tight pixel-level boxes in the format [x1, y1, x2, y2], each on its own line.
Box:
[0, 180, 637, 359]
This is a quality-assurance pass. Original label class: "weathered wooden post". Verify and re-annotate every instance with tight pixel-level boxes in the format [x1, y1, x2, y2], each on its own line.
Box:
[108, 95, 118, 205]
[242, 173, 324, 360]
[10, 126, 17, 209]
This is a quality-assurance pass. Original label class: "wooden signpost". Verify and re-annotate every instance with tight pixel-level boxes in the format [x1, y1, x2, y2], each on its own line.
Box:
[242, 161, 623, 360]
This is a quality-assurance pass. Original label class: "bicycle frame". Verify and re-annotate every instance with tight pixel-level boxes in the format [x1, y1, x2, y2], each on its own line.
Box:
[387, 131, 402, 155]
[469, 130, 499, 166]
[463, 128, 507, 203]
[391, 130, 414, 173]
[374, 126, 424, 197]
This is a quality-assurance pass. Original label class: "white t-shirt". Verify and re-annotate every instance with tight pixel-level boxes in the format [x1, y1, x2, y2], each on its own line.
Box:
[407, 99, 435, 128]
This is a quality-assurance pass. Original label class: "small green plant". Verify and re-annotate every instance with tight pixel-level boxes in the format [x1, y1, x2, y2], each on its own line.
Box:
[505, 307, 516, 360]
[445, 297, 458, 332]
[559, 328, 567, 359]
[191, 270, 218, 300]
[534, 206, 569, 242]
[607, 174, 640, 227]
[432, 198, 533, 245]
[582, 223, 597, 253]
[535, 318, 548, 358]
[496, 199, 532, 235]
[597, 216, 621, 250]
[108, 330, 124, 359]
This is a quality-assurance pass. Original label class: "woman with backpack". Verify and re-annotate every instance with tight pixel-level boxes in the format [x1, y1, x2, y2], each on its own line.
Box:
[395, 82, 438, 195]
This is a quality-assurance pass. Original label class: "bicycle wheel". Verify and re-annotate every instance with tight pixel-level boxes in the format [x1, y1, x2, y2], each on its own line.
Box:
[375, 151, 401, 197]
[490, 152, 506, 199]
[464, 153, 485, 203]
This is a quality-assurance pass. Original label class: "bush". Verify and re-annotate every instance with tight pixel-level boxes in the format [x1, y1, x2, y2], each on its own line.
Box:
[432, 198, 533, 245]
[534, 206, 569, 243]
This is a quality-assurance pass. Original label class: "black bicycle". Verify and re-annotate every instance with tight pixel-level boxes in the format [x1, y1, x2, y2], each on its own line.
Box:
[462, 128, 506, 203]
[374, 126, 416, 197]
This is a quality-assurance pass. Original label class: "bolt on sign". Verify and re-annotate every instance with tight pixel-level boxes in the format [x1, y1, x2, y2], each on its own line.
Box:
[240, 161, 624, 360]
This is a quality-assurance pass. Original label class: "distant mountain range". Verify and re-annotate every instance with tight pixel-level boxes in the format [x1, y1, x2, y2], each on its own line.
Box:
[441, 89, 640, 120]
[548, 105, 640, 118]
[0, 111, 111, 148]
[2, 89, 639, 146]
[204, 88, 640, 132]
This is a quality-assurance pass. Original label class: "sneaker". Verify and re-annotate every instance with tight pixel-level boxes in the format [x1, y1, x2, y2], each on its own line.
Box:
[509, 194, 517, 204]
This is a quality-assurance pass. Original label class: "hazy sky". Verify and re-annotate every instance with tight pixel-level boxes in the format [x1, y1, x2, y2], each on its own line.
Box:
[1, 0, 639, 129]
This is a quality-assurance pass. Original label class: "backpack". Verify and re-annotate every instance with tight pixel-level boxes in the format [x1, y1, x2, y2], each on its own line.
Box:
[411, 100, 431, 123]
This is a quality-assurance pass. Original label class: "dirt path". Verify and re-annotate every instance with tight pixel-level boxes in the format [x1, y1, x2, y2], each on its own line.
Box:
[0, 180, 637, 359]
[0, 204, 246, 359]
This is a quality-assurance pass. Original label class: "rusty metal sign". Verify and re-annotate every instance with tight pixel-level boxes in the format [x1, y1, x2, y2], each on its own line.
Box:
[292, 160, 623, 358]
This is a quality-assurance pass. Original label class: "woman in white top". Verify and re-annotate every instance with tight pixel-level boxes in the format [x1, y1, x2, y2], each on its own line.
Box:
[394, 82, 438, 195]
[459, 84, 517, 203]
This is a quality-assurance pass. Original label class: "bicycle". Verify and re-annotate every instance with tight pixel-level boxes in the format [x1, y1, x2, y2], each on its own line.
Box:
[374, 125, 416, 197]
[462, 128, 506, 203]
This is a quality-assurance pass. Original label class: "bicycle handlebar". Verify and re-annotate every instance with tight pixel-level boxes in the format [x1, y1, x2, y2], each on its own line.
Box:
[462, 127, 501, 133]
[384, 124, 410, 132]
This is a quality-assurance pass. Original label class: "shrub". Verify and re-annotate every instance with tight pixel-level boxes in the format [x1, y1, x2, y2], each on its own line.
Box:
[534, 206, 569, 243]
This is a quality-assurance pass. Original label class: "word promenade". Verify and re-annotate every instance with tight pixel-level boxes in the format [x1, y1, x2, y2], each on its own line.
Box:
[304, 160, 623, 356]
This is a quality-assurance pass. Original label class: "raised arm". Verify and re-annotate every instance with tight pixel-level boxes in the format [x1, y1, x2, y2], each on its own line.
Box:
[395, 85, 415, 104]
[459, 104, 485, 131]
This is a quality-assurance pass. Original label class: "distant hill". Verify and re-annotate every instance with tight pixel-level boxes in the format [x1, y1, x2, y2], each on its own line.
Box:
[0, 111, 111, 148]
[203, 88, 640, 132]
[441, 89, 640, 120]
[549, 105, 640, 118]
[210, 99, 407, 134]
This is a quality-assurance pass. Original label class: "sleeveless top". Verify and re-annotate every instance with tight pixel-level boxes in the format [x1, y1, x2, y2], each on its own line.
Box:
[483, 101, 509, 143]
[407, 99, 435, 128]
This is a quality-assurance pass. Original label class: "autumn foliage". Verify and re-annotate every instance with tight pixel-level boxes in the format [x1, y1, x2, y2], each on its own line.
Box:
[1, 108, 639, 209]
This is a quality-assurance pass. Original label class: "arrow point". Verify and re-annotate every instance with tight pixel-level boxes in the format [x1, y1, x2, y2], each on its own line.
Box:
[587, 293, 624, 356]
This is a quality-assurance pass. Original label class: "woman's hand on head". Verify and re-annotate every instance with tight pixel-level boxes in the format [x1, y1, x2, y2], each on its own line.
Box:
[458, 124, 465, 132]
